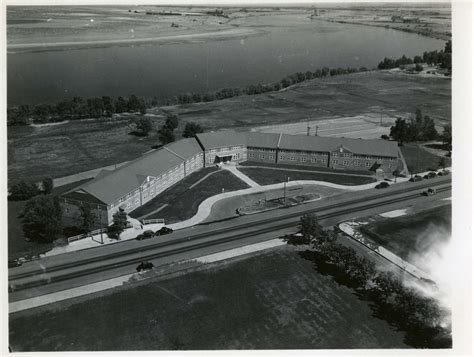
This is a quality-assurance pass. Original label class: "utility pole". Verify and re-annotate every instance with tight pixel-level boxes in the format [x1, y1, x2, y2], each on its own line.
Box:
[315, 125, 319, 136]
[97, 204, 103, 244]
[283, 177, 290, 205]
[307, 120, 310, 136]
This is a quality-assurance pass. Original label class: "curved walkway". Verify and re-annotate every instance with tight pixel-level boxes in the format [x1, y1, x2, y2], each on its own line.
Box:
[238, 165, 376, 178]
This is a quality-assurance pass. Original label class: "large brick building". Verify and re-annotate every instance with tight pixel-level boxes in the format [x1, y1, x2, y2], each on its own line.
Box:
[61, 131, 402, 226]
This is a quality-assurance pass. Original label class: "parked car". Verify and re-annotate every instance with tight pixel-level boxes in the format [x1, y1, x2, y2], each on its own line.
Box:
[135, 234, 144, 241]
[424, 171, 437, 179]
[143, 230, 155, 238]
[423, 188, 437, 196]
[8, 260, 22, 269]
[375, 181, 390, 189]
[156, 226, 173, 236]
[136, 261, 154, 272]
[438, 169, 450, 176]
[409, 175, 423, 182]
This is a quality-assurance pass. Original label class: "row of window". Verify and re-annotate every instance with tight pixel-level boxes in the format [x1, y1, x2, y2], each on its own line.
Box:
[248, 147, 276, 153]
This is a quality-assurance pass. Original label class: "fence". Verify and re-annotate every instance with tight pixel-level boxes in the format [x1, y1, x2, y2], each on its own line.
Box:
[67, 228, 108, 243]
[142, 218, 165, 225]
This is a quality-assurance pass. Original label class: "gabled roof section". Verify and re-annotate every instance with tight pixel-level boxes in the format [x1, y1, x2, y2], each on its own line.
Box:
[163, 138, 203, 160]
[245, 132, 281, 149]
[66, 147, 185, 205]
[278, 134, 399, 157]
[196, 131, 246, 150]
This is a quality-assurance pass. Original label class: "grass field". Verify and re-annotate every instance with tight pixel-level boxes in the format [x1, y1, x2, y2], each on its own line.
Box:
[239, 167, 376, 186]
[8, 71, 450, 186]
[400, 143, 451, 174]
[8, 178, 92, 260]
[130, 169, 249, 224]
[9, 247, 407, 350]
[360, 205, 451, 262]
[239, 161, 375, 176]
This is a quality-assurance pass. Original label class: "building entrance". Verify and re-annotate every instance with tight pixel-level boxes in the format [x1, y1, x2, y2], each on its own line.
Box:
[214, 155, 233, 164]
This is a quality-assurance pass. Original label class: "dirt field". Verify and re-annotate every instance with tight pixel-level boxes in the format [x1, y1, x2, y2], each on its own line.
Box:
[9, 247, 408, 350]
[312, 3, 451, 41]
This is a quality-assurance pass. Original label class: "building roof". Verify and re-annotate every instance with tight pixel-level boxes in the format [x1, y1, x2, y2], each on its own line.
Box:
[278, 134, 399, 157]
[245, 132, 281, 148]
[163, 137, 203, 160]
[195, 131, 247, 150]
[67, 147, 185, 205]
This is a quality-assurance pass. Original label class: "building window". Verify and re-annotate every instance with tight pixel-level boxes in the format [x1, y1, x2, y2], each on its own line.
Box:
[365, 162, 370, 167]
[332, 152, 338, 157]
[269, 155, 274, 160]
[135, 198, 140, 204]
[388, 164, 392, 169]
[311, 158, 316, 163]
[290, 157, 295, 161]
[343, 160, 349, 166]
[236, 153, 240, 159]
[259, 154, 265, 159]
[249, 153, 255, 158]
[301, 157, 307, 162]
[343, 153, 351, 158]
[332, 159, 338, 164]
[355, 161, 360, 166]
[280, 155, 285, 161]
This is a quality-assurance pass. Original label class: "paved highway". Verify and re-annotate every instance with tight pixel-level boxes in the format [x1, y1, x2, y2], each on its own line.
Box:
[9, 176, 451, 302]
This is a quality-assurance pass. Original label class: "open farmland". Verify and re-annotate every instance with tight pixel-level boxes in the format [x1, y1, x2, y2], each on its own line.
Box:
[8, 70, 451, 185]
[9, 247, 408, 350]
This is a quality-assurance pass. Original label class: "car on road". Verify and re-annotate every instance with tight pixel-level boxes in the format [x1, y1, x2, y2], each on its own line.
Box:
[156, 226, 173, 236]
[8, 260, 22, 268]
[409, 175, 423, 182]
[375, 181, 390, 189]
[438, 169, 450, 176]
[424, 171, 438, 179]
[423, 188, 437, 196]
[136, 261, 154, 272]
[135, 230, 155, 241]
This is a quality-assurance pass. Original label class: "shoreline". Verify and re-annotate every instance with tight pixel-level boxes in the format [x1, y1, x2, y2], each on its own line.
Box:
[7, 27, 264, 53]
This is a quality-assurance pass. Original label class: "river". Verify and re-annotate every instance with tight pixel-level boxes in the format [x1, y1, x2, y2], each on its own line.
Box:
[7, 17, 444, 106]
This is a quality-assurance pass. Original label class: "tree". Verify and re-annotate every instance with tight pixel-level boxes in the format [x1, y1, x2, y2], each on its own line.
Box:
[115, 97, 128, 113]
[127, 94, 141, 112]
[108, 207, 128, 239]
[8, 181, 41, 201]
[158, 126, 175, 145]
[415, 63, 423, 72]
[42, 177, 54, 195]
[438, 157, 447, 169]
[130, 117, 153, 136]
[165, 114, 179, 130]
[79, 204, 97, 233]
[182, 122, 204, 138]
[441, 124, 452, 146]
[298, 213, 334, 246]
[421, 115, 438, 141]
[390, 118, 408, 144]
[21, 195, 63, 243]
[413, 55, 423, 63]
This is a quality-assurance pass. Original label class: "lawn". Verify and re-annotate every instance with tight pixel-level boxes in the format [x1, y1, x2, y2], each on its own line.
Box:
[130, 169, 250, 224]
[9, 247, 407, 350]
[239, 161, 375, 176]
[8, 178, 92, 260]
[359, 205, 451, 262]
[400, 143, 451, 174]
[239, 167, 376, 186]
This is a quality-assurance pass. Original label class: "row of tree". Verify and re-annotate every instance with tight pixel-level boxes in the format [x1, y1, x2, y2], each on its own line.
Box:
[164, 67, 366, 106]
[287, 213, 451, 348]
[389, 109, 443, 145]
[7, 65, 368, 126]
[378, 40, 451, 71]
[8, 177, 53, 201]
[7, 95, 147, 126]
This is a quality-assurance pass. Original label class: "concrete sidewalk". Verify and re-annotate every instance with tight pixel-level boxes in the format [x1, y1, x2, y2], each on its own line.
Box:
[221, 164, 260, 188]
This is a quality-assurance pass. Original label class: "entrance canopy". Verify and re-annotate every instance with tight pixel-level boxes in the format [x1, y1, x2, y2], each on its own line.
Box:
[214, 155, 233, 163]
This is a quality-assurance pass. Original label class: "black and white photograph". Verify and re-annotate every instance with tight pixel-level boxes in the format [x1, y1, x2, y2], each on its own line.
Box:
[3, 0, 472, 354]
